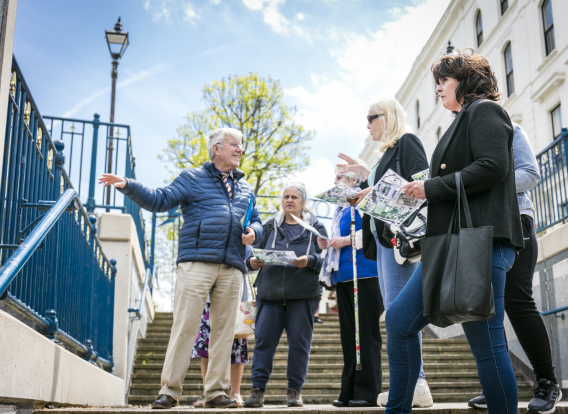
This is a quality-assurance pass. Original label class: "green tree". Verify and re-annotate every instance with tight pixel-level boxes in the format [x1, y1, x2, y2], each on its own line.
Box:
[159, 73, 314, 210]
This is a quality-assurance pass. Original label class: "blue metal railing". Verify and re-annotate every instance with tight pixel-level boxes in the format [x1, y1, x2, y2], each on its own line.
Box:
[0, 58, 116, 370]
[541, 305, 568, 318]
[128, 266, 156, 320]
[532, 127, 568, 232]
[43, 115, 148, 266]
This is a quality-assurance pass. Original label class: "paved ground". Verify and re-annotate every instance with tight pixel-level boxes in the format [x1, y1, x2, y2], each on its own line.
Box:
[35, 401, 568, 414]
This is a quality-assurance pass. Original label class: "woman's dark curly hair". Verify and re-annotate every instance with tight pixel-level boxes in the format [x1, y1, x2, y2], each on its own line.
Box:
[431, 48, 501, 105]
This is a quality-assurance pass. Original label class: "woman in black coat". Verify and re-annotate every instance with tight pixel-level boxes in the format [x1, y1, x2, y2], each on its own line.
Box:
[384, 49, 523, 414]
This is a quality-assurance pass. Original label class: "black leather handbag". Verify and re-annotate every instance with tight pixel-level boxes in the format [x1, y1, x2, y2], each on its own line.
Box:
[389, 202, 427, 265]
[421, 172, 494, 328]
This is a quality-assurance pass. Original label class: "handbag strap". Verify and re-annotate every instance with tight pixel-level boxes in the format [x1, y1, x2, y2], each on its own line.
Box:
[447, 172, 473, 234]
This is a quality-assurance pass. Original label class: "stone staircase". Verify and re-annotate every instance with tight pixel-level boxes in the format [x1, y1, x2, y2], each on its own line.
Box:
[128, 312, 534, 406]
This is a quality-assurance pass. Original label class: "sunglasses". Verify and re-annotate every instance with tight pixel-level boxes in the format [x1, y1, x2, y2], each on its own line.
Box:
[367, 114, 384, 124]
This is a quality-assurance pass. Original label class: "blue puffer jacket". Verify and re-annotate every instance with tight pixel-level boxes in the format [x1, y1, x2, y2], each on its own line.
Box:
[119, 162, 262, 273]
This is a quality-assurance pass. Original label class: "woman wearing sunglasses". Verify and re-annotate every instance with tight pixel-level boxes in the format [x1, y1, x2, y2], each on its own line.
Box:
[243, 182, 327, 408]
[338, 97, 431, 408]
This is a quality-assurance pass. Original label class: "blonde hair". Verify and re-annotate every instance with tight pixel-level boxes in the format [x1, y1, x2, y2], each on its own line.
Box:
[369, 97, 412, 152]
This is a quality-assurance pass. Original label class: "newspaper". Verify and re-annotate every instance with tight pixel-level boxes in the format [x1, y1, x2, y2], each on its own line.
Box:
[290, 214, 329, 240]
[315, 183, 358, 207]
[411, 169, 430, 181]
[252, 249, 298, 266]
[357, 169, 423, 225]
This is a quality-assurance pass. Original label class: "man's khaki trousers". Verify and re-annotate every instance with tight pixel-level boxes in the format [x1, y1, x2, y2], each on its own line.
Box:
[159, 261, 243, 402]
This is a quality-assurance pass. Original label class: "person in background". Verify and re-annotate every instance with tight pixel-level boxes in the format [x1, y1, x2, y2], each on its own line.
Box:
[468, 123, 562, 413]
[243, 182, 327, 408]
[317, 166, 383, 408]
[338, 97, 432, 408]
[99, 127, 262, 409]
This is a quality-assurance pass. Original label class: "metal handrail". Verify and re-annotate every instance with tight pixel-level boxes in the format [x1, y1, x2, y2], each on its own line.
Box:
[128, 266, 155, 320]
[0, 189, 77, 297]
[541, 305, 568, 316]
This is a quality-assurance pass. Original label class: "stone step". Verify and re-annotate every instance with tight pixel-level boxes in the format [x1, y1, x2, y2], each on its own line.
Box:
[146, 322, 345, 330]
[129, 379, 533, 396]
[134, 343, 473, 354]
[137, 337, 468, 346]
[133, 354, 477, 366]
[132, 362, 481, 375]
[35, 402, 568, 413]
[130, 371, 506, 383]
[126, 391, 538, 406]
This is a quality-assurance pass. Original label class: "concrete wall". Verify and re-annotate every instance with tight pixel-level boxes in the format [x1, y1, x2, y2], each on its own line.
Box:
[98, 213, 154, 399]
[0, 0, 17, 176]
[0, 311, 124, 406]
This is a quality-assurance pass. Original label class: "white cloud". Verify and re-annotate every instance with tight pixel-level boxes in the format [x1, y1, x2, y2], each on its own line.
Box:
[242, 0, 307, 36]
[209, 0, 221, 4]
[183, 3, 199, 23]
[63, 64, 168, 118]
[143, 0, 201, 23]
[243, 0, 263, 10]
[284, 0, 451, 158]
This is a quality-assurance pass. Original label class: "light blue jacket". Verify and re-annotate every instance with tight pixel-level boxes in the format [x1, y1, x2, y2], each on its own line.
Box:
[513, 123, 541, 214]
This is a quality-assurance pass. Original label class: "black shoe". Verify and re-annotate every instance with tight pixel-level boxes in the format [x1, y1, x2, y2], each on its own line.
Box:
[203, 395, 237, 408]
[152, 394, 179, 409]
[332, 400, 348, 407]
[348, 399, 376, 407]
[314, 316, 324, 324]
[527, 378, 562, 414]
[468, 394, 487, 409]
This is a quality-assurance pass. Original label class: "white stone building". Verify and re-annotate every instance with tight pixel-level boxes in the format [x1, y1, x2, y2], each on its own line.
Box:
[359, 0, 567, 167]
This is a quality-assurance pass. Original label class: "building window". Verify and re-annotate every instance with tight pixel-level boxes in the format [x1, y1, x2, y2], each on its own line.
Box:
[500, 0, 509, 15]
[551, 104, 563, 140]
[504, 42, 514, 97]
[476, 11, 483, 47]
[541, 0, 555, 56]
[436, 127, 442, 142]
[416, 100, 421, 130]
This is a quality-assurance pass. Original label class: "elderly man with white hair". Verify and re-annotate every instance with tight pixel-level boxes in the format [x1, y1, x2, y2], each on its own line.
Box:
[99, 127, 262, 409]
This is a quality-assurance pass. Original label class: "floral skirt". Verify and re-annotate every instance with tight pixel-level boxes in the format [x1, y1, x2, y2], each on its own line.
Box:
[191, 301, 249, 364]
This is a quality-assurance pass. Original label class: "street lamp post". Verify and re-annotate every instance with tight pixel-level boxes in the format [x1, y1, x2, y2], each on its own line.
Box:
[105, 17, 129, 208]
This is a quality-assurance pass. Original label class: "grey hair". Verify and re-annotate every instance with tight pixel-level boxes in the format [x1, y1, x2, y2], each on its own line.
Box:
[207, 128, 244, 160]
[281, 182, 310, 213]
[334, 160, 366, 186]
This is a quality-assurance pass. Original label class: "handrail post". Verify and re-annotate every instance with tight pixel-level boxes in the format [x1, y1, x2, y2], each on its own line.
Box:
[86, 114, 100, 213]
[86, 215, 97, 362]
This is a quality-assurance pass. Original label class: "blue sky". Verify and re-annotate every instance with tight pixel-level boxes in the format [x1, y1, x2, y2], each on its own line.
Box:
[14, 0, 450, 197]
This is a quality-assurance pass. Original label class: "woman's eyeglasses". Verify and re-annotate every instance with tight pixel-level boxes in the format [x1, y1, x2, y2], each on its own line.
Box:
[367, 114, 384, 124]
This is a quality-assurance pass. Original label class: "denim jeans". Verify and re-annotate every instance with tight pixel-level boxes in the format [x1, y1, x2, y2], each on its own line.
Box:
[373, 231, 425, 380]
[385, 239, 518, 414]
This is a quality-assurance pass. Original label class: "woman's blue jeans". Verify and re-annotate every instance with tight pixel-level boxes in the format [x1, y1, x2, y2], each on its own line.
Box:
[373, 231, 425, 380]
[384, 239, 518, 414]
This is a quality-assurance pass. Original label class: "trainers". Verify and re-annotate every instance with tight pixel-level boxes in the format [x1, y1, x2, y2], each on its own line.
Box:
[528, 378, 562, 414]
[244, 387, 265, 408]
[287, 388, 303, 407]
[231, 393, 244, 408]
[193, 394, 205, 408]
[468, 394, 487, 409]
[377, 381, 434, 408]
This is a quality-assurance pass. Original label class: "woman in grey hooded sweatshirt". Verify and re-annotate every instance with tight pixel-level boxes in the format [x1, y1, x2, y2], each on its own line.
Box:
[243, 182, 327, 408]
